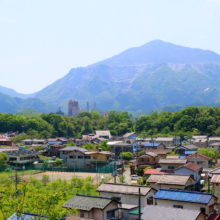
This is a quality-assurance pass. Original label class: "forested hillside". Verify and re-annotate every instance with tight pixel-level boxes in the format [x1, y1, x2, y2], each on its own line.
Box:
[1, 106, 220, 140]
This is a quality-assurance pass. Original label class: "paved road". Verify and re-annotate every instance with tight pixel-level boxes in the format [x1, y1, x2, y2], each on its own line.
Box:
[123, 167, 131, 184]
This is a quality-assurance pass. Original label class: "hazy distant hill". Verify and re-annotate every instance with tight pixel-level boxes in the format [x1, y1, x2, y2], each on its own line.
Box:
[0, 92, 56, 114]
[34, 40, 220, 113]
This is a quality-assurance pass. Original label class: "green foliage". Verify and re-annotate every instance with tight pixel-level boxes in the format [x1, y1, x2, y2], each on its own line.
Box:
[82, 143, 97, 151]
[55, 158, 62, 166]
[16, 109, 40, 116]
[197, 148, 219, 160]
[167, 150, 179, 156]
[34, 146, 45, 151]
[119, 175, 126, 183]
[76, 178, 84, 190]
[120, 152, 134, 160]
[98, 140, 111, 151]
[41, 174, 50, 185]
[138, 151, 145, 156]
[0, 153, 7, 166]
[66, 141, 76, 146]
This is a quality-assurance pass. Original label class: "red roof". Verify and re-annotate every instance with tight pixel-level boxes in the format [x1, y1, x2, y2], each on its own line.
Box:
[208, 214, 220, 220]
[185, 152, 211, 160]
[175, 162, 202, 172]
[144, 169, 165, 175]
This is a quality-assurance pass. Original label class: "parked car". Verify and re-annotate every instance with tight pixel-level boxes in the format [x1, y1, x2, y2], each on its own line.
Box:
[131, 175, 141, 180]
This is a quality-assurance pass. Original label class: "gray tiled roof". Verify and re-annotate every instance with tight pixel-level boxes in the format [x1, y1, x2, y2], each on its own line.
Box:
[141, 205, 202, 220]
[96, 183, 154, 195]
[210, 167, 220, 174]
[159, 158, 187, 164]
[62, 194, 117, 211]
[176, 145, 198, 150]
[3, 149, 40, 156]
[59, 146, 88, 152]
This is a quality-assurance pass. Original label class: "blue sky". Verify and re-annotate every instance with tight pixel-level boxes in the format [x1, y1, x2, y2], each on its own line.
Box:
[0, 0, 220, 94]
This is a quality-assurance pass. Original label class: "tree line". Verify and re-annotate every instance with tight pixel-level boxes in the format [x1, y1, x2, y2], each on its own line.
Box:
[1, 106, 220, 140]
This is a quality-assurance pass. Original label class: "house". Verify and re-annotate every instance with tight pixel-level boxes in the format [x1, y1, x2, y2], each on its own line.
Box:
[173, 162, 203, 190]
[209, 142, 220, 150]
[60, 147, 89, 169]
[210, 175, 220, 210]
[118, 204, 138, 220]
[155, 137, 175, 146]
[4, 149, 40, 165]
[50, 144, 65, 157]
[146, 149, 172, 159]
[154, 189, 217, 215]
[90, 137, 106, 145]
[110, 142, 133, 158]
[84, 150, 112, 167]
[136, 152, 159, 169]
[192, 136, 208, 140]
[144, 169, 165, 178]
[166, 155, 179, 159]
[194, 139, 208, 148]
[147, 174, 194, 191]
[208, 137, 220, 146]
[22, 139, 46, 146]
[185, 153, 211, 168]
[0, 138, 12, 146]
[143, 143, 165, 150]
[175, 144, 198, 158]
[140, 205, 207, 220]
[47, 138, 67, 145]
[62, 194, 120, 220]
[159, 158, 187, 171]
[96, 183, 157, 207]
[123, 132, 138, 141]
[95, 130, 111, 140]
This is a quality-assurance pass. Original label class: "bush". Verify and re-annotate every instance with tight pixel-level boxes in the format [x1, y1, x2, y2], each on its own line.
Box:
[120, 152, 134, 160]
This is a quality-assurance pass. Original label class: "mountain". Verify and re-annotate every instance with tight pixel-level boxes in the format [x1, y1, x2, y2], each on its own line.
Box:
[0, 92, 56, 114]
[0, 85, 36, 99]
[34, 40, 220, 113]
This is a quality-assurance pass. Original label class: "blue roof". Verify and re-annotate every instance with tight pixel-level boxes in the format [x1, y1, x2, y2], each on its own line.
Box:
[185, 150, 197, 155]
[48, 141, 62, 145]
[179, 155, 186, 159]
[144, 143, 160, 147]
[154, 189, 214, 204]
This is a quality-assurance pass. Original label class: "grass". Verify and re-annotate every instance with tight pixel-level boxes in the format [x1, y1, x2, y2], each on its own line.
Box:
[0, 169, 41, 179]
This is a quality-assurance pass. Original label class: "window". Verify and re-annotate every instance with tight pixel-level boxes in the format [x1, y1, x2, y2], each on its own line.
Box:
[107, 210, 115, 219]
[168, 166, 175, 170]
[78, 156, 83, 159]
[173, 205, 183, 209]
[85, 156, 91, 159]
[200, 207, 206, 214]
[197, 161, 203, 166]
[80, 212, 84, 218]
[147, 197, 153, 205]
[69, 155, 76, 159]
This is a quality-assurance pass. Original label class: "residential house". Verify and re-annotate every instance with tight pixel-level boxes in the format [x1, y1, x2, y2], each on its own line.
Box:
[175, 144, 198, 158]
[155, 137, 175, 146]
[123, 132, 138, 141]
[22, 139, 46, 146]
[143, 143, 165, 150]
[118, 204, 138, 220]
[74, 139, 87, 146]
[209, 142, 220, 150]
[146, 149, 172, 159]
[154, 189, 217, 215]
[4, 149, 40, 165]
[192, 136, 208, 140]
[50, 144, 65, 157]
[109, 136, 124, 142]
[47, 138, 68, 145]
[210, 175, 220, 210]
[96, 183, 157, 207]
[147, 174, 194, 191]
[136, 152, 159, 169]
[159, 158, 187, 171]
[166, 156, 179, 159]
[171, 136, 181, 145]
[60, 147, 90, 169]
[208, 137, 220, 147]
[84, 150, 112, 167]
[144, 169, 165, 178]
[110, 142, 133, 159]
[62, 194, 120, 220]
[141, 205, 207, 220]
[90, 137, 106, 145]
[194, 139, 208, 148]
[95, 130, 112, 140]
[173, 162, 203, 190]
[0, 138, 12, 146]
[186, 153, 211, 168]
[0, 147, 18, 153]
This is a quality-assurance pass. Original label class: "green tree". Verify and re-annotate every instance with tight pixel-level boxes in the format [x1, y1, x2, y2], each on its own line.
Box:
[120, 152, 134, 160]
[119, 175, 126, 183]
[66, 141, 76, 146]
[0, 152, 7, 166]
[76, 178, 84, 190]
[41, 174, 50, 185]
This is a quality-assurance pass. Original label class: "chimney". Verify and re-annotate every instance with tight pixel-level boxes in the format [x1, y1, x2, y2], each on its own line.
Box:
[94, 102, 96, 111]
[87, 102, 89, 112]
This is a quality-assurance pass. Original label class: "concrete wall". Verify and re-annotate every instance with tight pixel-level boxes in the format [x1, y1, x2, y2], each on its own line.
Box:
[66, 151, 91, 168]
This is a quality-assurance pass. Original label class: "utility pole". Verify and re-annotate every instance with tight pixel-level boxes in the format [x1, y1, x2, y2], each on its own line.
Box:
[139, 188, 141, 220]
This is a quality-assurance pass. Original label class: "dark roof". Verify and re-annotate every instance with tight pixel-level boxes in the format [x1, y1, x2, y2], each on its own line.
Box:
[3, 149, 40, 156]
[176, 144, 198, 150]
[96, 183, 155, 195]
[62, 194, 119, 211]
[174, 162, 202, 172]
[59, 146, 88, 152]
[141, 205, 204, 220]
[208, 214, 220, 220]
[154, 189, 216, 204]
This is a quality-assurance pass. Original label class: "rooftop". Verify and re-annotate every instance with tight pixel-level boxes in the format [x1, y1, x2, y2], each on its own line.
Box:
[211, 167, 220, 175]
[154, 189, 216, 204]
[192, 135, 207, 139]
[141, 205, 204, 220]
[143, 143, 161, 147]
[96, 183, 155, 195]
[159, 158, 187, 164]
[139, 152, 158, 158]
[59, 146, 88, 152]
[3, 149, 40, 156]
[156, 137, 174, 141]
[176, 144, 198, 150]
[129, 208, 144, 215]
[120, 204, 138, 210]
[166, 156, 179, 159]
[175, 162, 202, 172]
[123, 132, 137, 138]
[144, 169, 165, 175]
[210, 175, 220, 183]
[62, 194, 119, 211]
[185, 152, 211, 160]
[145, 149, 172, 155]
